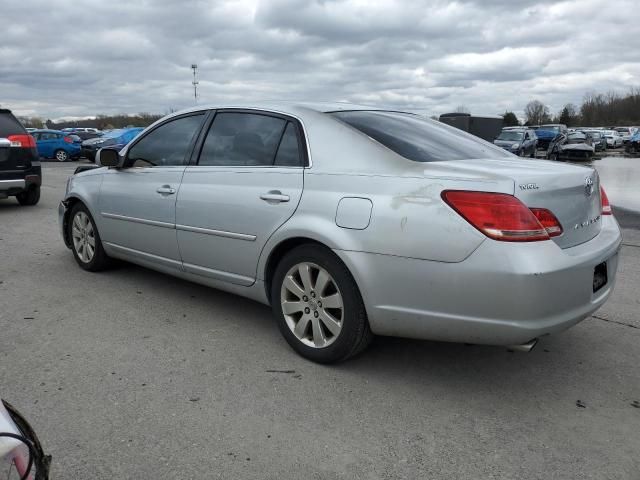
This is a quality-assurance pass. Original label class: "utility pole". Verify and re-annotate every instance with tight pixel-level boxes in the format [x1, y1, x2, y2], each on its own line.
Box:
[191, 64, 199, 104]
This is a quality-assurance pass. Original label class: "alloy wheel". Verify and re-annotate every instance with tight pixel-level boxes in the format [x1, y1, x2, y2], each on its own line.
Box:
[71, 211, 96, 263]
[280, 262, 344, 348]
[56, 150, 68, 162]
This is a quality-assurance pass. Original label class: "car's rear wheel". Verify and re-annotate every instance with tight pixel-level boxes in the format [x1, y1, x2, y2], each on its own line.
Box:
[16, 186, 40, 206]
[54, 149, 69, 162]
[271, 244, 372, 363]
[68, 203, 111, 271]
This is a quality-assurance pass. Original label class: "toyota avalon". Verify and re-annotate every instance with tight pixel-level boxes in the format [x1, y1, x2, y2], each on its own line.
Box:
[59, 103, 621, 363]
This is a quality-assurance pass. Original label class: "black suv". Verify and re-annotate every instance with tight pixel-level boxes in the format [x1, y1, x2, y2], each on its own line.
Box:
[0, 109, 41, 205]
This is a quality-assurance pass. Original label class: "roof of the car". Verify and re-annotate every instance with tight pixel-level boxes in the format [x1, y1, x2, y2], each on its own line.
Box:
[170, 101, 396, 118]
[32, 129, 64, 133]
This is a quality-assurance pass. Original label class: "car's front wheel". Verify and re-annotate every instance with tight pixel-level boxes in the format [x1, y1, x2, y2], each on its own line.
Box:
[271, 244, 372, 363]
[54, 149, 69, 162]
[68, 203, 111, 271]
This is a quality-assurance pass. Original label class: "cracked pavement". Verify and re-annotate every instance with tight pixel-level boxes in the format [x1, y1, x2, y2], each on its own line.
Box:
[1, 161, 639, 479]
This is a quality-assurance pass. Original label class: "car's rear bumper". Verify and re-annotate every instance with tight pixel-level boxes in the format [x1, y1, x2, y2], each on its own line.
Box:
[336, 215, 622, 346]
[0, 178, 26, 191]
[0, 166, 41, 197]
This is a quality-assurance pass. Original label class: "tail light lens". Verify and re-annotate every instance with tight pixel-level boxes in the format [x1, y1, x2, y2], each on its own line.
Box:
[600, 186, 612, 215]
[441, 190, 550, 242]
[530, 208, 563, 237]
[7, 134, 36, 148]
[63, 136, 73, 144]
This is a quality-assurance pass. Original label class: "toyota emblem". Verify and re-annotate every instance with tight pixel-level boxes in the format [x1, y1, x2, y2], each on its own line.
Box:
[584, 177, 594, 197]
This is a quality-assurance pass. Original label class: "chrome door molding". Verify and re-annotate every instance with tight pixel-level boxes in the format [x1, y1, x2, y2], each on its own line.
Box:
[182, 261, 255, 286]
[101, 213, 257, 241]
[104, 242, 183, 269]
[100, 212, 174, 229]
[175, 224, 256, 241]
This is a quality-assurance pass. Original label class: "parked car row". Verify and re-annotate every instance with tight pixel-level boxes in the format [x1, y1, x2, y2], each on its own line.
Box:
[81, 127, 144, 161]
[7, 125, 144, 162]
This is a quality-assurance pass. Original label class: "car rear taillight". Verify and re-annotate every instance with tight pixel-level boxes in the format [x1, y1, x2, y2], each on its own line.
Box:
[600, 186, 612, 215]
[7, 134, 35, 148]
[441, 190, 550, 242]
[530, 208, 563, 237]
[63, 136, 73, 143]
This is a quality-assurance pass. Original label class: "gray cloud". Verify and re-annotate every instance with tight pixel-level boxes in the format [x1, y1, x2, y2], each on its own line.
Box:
[1, 0, 638, 121]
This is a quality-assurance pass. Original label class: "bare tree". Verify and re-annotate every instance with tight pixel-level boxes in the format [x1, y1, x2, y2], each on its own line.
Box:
[524, 100, 550, 126]
[454, 105, 470, 114]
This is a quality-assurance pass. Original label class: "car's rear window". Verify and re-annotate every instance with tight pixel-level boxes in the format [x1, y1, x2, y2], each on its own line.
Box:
[330, 110, 510, 162]
[0, 110, 27, 137]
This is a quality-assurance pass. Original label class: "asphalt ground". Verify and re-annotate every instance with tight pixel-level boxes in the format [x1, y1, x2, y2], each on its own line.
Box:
[1, 161, 639, 479]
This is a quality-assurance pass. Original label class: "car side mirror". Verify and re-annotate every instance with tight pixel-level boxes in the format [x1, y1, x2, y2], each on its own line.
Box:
[97, 147, 123, 168]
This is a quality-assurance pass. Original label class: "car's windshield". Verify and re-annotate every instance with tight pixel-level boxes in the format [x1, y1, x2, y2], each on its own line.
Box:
[541, 125, 560, 132]
[330, 111, 510, 162]
[497, 131, 524, 141]
[103, 129, 128, 138]
[567, 133, 586, 141]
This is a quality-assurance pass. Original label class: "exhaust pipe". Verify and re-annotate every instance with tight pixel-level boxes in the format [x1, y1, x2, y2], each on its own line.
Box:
[507, 338, 538, 352]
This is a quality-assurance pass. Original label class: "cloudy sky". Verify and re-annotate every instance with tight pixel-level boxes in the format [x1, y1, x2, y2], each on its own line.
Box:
[1, 0, 639, 121]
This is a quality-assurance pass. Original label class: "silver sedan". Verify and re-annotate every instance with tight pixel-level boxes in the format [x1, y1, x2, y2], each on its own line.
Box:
[59, 103, 622, 363]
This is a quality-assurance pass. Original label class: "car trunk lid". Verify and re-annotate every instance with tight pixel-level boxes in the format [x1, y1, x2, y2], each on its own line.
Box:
[436, 158, 603, 248]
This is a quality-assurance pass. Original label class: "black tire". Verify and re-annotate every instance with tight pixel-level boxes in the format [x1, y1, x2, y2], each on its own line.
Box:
[16, 186, 40, 206]
[271, 244, 373, 363]
[54, 149, 69, 162]
[548, 152, 558, 161]
[68, 203, 111, 271]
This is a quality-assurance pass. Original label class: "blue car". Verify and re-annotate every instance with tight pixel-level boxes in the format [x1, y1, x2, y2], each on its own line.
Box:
[534, 124, 568, 150]
[31, 129, 82, 162]
[627, 130, 640, 153]
[81, 127, 144, 161]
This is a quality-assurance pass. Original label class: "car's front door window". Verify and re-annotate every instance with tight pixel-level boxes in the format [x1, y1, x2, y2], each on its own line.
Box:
[127, 114, 204, 167]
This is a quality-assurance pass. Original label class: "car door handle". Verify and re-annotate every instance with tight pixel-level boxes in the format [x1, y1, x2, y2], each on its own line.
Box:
[156, 185, 176, 195]
[260, 191, 290, 203]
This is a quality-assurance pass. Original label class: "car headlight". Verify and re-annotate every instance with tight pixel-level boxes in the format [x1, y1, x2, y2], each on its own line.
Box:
[512, 143, 520, 149]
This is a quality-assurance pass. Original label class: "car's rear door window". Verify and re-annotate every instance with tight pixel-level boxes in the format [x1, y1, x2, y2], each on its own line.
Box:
[198, 112, 287, 166]
[274, 122, 303, 167]
[331, 110, 511, 162]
